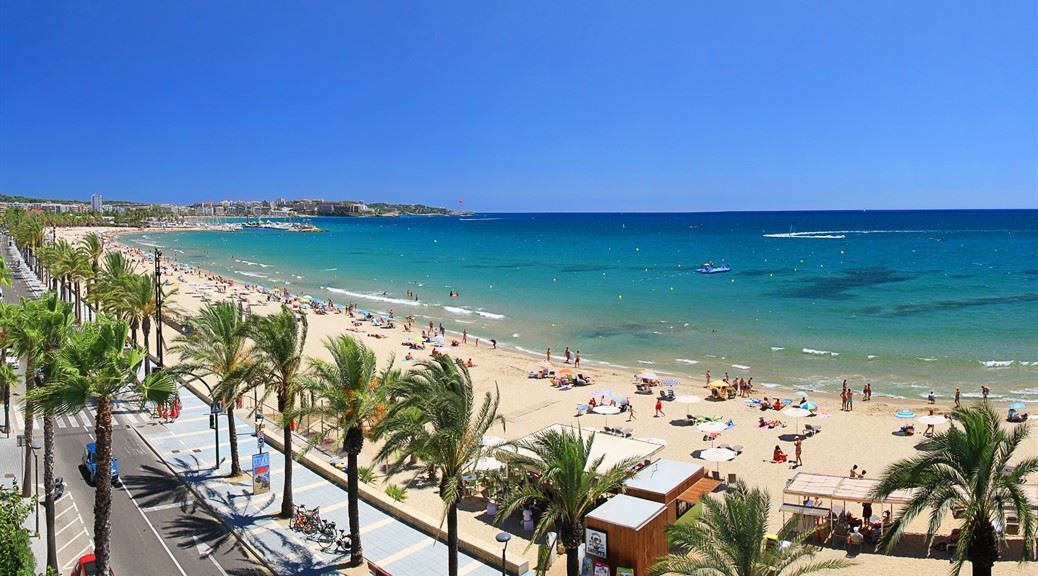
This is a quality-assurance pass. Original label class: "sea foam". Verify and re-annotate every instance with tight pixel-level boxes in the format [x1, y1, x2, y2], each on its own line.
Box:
[802, 348, 839, 357]
[980, 360, 1014, 368]
[675, 358, 699, 365]
[323, 287, 423, 307]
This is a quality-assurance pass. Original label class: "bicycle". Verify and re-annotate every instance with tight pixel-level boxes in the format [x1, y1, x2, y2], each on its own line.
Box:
[323, 528, 352, 554]
[311, 519, 337, 545]
[291, 504, 321, 534]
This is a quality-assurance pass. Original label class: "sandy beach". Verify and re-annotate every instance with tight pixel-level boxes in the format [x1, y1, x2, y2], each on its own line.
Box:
[58, 226, 1038, 576]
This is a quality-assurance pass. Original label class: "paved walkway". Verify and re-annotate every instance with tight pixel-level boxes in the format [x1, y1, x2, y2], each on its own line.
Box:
[141, 386, 509, 576]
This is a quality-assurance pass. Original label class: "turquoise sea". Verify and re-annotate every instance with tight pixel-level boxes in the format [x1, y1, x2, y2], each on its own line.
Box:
[125, 210, 1038, 402]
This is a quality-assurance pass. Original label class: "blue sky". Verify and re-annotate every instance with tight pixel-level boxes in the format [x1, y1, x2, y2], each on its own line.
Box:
[1, 2, 1034, 211]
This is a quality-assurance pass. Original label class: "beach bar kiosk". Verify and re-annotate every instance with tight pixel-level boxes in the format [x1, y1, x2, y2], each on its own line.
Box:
[624, 459, 710, 524]
[584, 494, 667, 576]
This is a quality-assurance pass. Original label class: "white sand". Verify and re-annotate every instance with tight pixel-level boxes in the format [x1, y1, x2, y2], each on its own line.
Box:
[59, 226, 1038, 575]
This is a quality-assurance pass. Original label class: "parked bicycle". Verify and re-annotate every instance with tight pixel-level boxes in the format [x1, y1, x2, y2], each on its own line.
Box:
[323, 528, 352, 554]
[290, 504, 322, 534]
[311, 519, 337, 545]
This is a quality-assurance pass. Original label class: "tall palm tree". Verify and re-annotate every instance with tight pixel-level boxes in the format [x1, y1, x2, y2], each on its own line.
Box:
[112, 274, 158, 370]
[652, 482, 850, 576]
[870, 403, 1038, 576]
[294, 335, 392, 566]
[26, 318, 175, 576]
[373, 356, 503, 576]
[94, 252, 136, 313]
[249, 306, 308, 518]
[0, 301, 41, 499]
[0, 256, 11, 287]
[170, 302, 258, 477]
[495, 428, 639, 576]
[67, 248, 92, 324]
[79, 233, 104, 319]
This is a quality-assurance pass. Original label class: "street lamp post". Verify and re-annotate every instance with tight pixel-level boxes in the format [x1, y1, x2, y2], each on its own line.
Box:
[154, 248, 164, 369]
[31, 438, 42, 538]
[495, 532, 511, 576]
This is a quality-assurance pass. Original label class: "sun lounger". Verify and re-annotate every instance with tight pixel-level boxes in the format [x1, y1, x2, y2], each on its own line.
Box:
[575, 403, 589, 416]
[804, 424, 822, 436]
[621, 428, 634, 438]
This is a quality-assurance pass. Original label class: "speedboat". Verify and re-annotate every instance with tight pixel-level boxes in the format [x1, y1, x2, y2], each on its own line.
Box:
[696, 261, 731, 274]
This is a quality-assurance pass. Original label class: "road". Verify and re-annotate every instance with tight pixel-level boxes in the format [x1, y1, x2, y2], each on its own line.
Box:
[3, 234, 268, 576]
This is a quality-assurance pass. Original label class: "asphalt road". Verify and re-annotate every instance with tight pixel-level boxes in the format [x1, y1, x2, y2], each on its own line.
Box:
[3, 234, 268, 576]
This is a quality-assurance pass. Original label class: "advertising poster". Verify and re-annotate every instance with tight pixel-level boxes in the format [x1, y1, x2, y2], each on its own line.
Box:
[252, 452, 271, 494]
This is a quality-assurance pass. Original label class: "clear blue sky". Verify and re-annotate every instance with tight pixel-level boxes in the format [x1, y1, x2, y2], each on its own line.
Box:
[1, 1, 1035, 211]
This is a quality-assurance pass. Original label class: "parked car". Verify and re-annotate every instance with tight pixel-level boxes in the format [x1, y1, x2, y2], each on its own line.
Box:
[70, 553, 114, 575]
[82, 443, 120, 486]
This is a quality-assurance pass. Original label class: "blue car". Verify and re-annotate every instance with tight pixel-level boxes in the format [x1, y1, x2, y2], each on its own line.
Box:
[82, 443, 120, 486]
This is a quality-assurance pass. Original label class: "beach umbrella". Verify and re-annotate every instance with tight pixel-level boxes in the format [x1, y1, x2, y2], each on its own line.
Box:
[696, 421, 727, 444]
[699, 447, 737, 475]
[593, 404, 622, 427]
[661, 377, 680, 386]
[1008, 402, 1027, 410]
[917, 415, 948, 426]
[473, 456, 505, 472]
[800, 401, 818, 412]
[782, 406, 811, 435]
[481, 435, 507, 448]
[434, 335, 445, 347]
[637, 371, 659, 381]
[793, 390, 810, 398]
[895, 410, 917, 419]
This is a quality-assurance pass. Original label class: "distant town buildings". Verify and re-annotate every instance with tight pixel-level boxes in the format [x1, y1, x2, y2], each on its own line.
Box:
[90, 193, 103, 212]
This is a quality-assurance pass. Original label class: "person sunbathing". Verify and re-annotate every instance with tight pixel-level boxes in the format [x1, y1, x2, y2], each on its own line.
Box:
[758, 417, 785, 429]
[772, 445, 788, 463]
[1008, 408, 1029, 423]
[466, 358, 476, 368]
[772, 398, 783, 411]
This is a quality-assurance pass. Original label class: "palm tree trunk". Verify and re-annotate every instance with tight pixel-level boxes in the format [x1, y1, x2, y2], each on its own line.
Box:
[279, 392, 294, 518]
[93, 396, 115, 576]
[21, 361, 34, 497]
[968, 520, 998, 576]
[563, 525, 583, 576]
[227, 409, 241, 476]
[447, 501, 459, 576]
[347, 427, 363, 566]
[43, 413, 57, 571]
[565, 546, 580, 576]
[74, 282, 82, 324]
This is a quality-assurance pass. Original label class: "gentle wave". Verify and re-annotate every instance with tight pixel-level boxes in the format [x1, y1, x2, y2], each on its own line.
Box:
[763, 229, 930, 239]
[459, 217, 503, 221]
[770, 347, 785, 352]
[980, 360, 1014, 368]
[867, 355, 878, 360]
[322, 287, 423, 307]
[234, 258, 273, 268]
[475, 309, 506, 320]
[444, 306, 473, 316]
[637, 360, 656, 365]
[322, 267, 338, 271]
[675, 358, 699, 365]
[135, 240, 165, 248]
[802, 348, 839, 357]
[731, 364, 750, 370]
[234, 270, 268, 279]
[917, 357, 938, 362]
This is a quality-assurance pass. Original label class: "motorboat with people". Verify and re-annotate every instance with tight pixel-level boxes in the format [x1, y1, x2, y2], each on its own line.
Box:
[696, 261, 731, 274]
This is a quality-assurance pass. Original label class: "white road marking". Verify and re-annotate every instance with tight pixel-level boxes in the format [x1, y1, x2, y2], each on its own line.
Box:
[62, 543, 94, 571]
[376, 537, 436, 567]
[142, 501, 186, 513]
[56, 528, 88, 554]
[57, 417, 68, 429]
[56, 520, 80, 536]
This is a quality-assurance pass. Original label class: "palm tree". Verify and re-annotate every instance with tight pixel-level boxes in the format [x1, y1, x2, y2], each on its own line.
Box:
[652, 482, 850, 576]
[294, 335, 392, 566]
[870, 403, 1038, 576]
[0, 256, 11, 288]
[26, 318, 175, 576]
[113, 274, 158, 371]
[495, 428, 639, 576]
[249, 306, 308, 518]
[373, 356, 503, 576]
[79, 232, 104, 320]
[170, 302, 258, 477]
[0, 302, 41, 499]
[67, 248, 92, 324]
[93, 252, 136, 313]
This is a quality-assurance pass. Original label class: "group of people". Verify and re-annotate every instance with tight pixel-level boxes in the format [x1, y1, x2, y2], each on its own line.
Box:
[157, 392, 182, 423]
[770, 438, 803, 467]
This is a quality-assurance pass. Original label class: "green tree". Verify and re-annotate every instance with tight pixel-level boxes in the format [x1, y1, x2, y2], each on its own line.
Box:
[294, 335, 393, 566]
[652, 482, 850, 576]
[373, 356, 502, 576]
[249, 306, 308, 518]
[171, 302, 258, 477]
[0, 484, 36, 576]
[495, 428, 638, 576]
[26, 319, 176, 576]
[869, 403, 1038, 576]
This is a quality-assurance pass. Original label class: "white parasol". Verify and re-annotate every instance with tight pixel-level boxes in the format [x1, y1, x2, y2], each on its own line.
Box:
[481, 435, 507, 448]
[699, 446, 737, 475]
[473, 457, 505, 472]
[696, 421, 727, 434]
[917, 415, 948, 426]
[782, 406, 812, 436]
[637, 371, 659, 381]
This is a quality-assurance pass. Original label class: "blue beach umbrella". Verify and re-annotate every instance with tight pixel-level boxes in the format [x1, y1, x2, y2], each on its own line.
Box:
[1008, 402, 1026, 410]
[801, 401, 818, 411]
[895, 409, 916, 419]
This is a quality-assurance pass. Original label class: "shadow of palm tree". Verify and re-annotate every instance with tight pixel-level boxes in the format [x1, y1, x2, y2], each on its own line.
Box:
[120, 464, 194, 510]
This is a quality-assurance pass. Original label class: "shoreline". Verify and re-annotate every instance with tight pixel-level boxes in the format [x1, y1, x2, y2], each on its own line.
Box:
[108, 224, 1026, 409]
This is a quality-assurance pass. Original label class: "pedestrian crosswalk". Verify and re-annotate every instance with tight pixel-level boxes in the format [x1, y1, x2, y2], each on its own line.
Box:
[13, 404, 156, 433]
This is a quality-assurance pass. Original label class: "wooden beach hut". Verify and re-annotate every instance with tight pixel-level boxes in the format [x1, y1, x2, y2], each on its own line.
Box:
[584, 494, 667, 576]
[623, 459, 719, 523]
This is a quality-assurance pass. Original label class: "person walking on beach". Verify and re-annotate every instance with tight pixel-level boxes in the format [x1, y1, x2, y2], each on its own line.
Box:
[462, 329, 467, 343]
[981, 385, 990, 399]
[846, 389, 854, 411]
[574, 351, 581, 367]
[627, 403, 637, 422]
[863, 382, 872, 401]
[793, 437, 803, 468]
[564, 347, 572, 364]
[840, 389, 848, 411]
[705, 370, 711, 385]
[491, 339, 496, 349]
[654, 398, 665, 418]
[954, 387, 961, 408]
[546, 348, 552, 363]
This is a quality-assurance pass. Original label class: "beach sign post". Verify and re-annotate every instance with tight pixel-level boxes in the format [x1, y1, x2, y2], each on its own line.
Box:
[252, 452, 271, 495]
